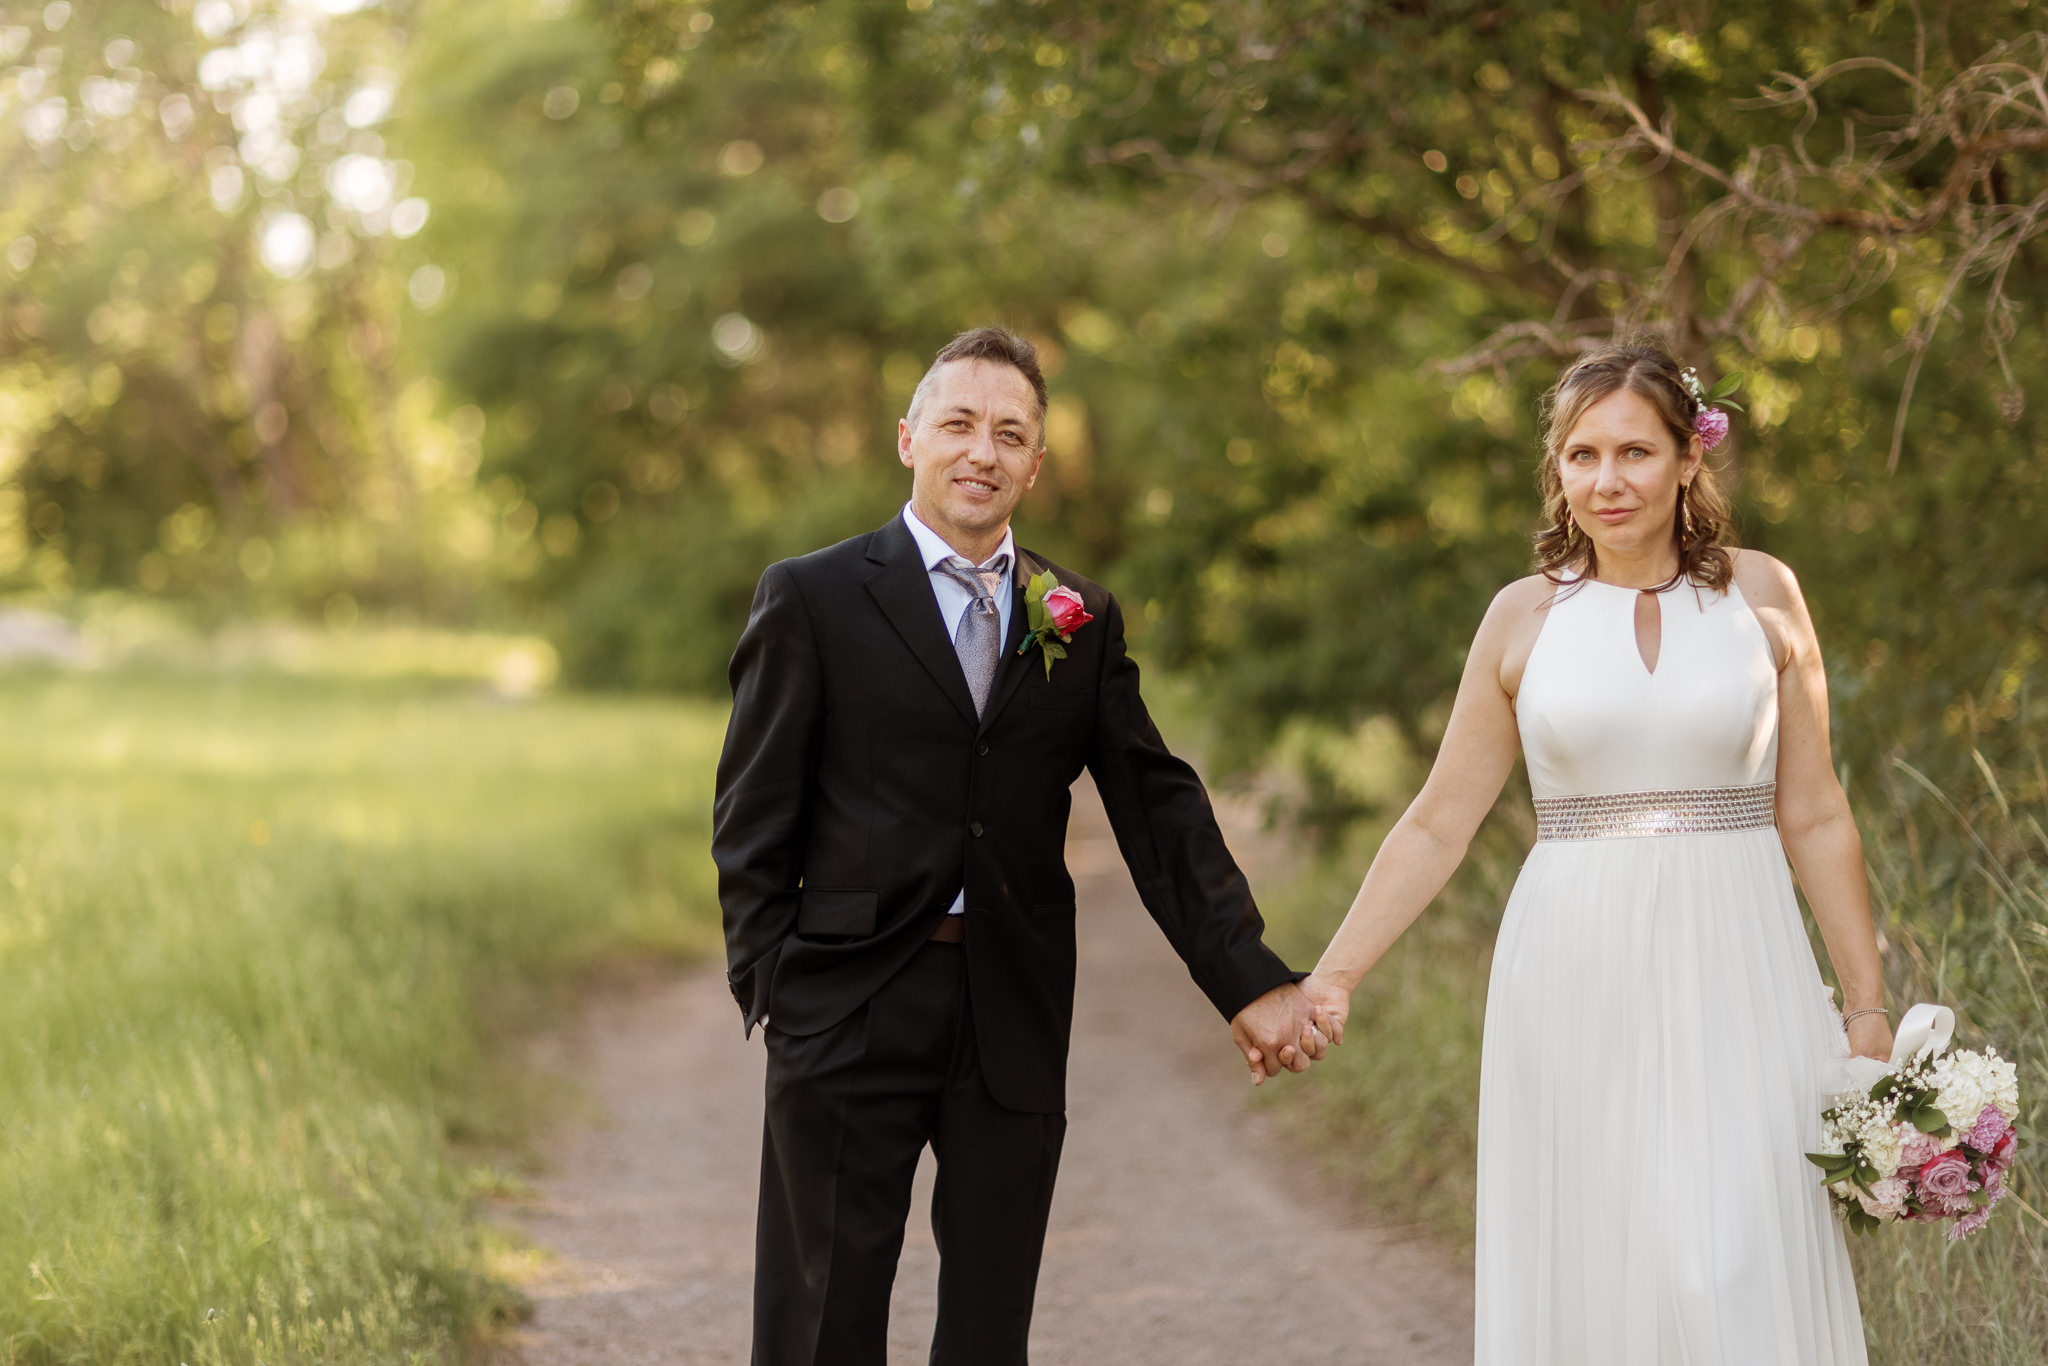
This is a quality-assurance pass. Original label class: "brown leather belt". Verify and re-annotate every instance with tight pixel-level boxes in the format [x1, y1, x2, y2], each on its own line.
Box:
[929, 916, 965, 943]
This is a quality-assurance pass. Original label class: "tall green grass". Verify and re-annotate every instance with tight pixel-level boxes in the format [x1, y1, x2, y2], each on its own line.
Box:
[1260, 749, 2046, 1362]
[0, 670, 724, 1363]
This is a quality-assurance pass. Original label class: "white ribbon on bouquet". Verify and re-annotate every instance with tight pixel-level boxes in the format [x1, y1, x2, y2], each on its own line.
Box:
[1838, 1002, 1954, 1094]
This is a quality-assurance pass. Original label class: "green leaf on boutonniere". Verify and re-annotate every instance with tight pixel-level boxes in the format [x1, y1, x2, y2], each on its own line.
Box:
[1023, 570, 1058, 637]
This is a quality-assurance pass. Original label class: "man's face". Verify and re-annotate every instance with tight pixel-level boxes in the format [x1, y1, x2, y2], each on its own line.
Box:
[898, 359, 1045, 553]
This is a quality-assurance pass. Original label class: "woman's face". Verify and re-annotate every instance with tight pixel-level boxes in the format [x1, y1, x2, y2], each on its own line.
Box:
[1556, 386, 1701, 568]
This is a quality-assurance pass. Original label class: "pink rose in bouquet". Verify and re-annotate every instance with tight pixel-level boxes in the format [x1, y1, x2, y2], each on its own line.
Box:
[1044, 585, 1093, 638]
[1950, 1165, 2010, 1240]
[1916, 1149, 1975, 1212]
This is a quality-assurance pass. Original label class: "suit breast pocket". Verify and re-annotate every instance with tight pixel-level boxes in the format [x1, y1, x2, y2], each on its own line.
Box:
[796, 888, 878, 938]
[1027, 687, 1093, 716]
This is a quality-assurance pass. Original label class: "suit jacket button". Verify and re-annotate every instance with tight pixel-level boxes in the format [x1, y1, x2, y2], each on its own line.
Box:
[969, 820, 984, 837]
[975, 741, 989, 756]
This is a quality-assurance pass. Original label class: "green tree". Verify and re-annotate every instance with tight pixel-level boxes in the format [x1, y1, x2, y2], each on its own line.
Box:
[0, 0, 464, 612]
[898, 0, 2048, 802]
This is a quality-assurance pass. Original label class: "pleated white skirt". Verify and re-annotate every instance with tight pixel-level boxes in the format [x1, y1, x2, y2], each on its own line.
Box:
[1474, 827, 1868, 1364]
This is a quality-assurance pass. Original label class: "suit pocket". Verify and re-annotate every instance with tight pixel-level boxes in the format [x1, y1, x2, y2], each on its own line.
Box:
[796, 888, 878, 937]
[1027, 688, 1093, 715]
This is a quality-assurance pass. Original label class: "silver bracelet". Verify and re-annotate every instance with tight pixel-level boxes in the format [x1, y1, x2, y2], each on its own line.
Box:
[1843, 1007, 1889, 1025]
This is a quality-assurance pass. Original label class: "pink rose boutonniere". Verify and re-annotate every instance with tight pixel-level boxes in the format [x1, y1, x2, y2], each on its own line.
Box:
[1018, 571, 1094, 679]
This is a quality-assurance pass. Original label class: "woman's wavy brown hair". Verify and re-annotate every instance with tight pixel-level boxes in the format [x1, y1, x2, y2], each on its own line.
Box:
[1533, 343, 1737, 592]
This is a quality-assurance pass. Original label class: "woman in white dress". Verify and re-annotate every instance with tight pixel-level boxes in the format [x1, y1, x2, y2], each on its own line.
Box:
[1296, 345, 1891, 1363]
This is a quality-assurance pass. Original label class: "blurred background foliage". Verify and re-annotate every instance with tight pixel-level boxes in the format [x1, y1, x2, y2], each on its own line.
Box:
[6, 0, 2046, 798]
[3, 0, 2047, 1358]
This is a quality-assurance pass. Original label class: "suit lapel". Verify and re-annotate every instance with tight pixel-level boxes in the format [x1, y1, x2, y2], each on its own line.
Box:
[863, 515, 980, 728]
[977, 547, 1044, 736]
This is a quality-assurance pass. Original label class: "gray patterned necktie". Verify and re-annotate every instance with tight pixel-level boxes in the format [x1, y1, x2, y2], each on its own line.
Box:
[937, 554, 1010, 716]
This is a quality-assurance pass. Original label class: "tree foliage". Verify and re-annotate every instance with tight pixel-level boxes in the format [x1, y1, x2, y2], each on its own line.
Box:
[0, 1, 487, 616]
[5, 0, 2047, 804]
[889, 0, 2048, 798]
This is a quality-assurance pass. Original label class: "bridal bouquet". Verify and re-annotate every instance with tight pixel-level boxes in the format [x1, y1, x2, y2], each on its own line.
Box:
[1807, 1004, 2022, 1239]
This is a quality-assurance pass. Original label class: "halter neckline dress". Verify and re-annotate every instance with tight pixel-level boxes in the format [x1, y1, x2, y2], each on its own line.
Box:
[1476, 574, 1868, 1364]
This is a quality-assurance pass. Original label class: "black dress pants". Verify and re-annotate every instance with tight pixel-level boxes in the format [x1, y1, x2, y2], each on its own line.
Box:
[753, 940, 1066, 1366]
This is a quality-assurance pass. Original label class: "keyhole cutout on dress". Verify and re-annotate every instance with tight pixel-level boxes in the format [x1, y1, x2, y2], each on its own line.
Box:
[1633, 590, 1663, 675]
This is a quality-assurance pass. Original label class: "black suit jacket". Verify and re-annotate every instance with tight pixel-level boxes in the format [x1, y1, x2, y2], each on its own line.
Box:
[712, 513, 1297, 1113]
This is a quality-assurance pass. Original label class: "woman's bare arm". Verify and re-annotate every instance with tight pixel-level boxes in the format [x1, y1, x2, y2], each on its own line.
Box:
[1303, 578, 1549, 1034]
[1737, 550, 1892, 1061]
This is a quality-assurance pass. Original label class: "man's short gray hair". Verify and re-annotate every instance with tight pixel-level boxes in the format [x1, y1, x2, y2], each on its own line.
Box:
[903, 326, 1049, 447]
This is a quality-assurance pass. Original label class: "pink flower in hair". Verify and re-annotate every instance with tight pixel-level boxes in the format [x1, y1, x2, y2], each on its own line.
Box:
[1695, 407, 1731, 451]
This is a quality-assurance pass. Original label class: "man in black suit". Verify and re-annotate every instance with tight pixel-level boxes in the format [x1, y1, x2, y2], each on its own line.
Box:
[714, 327, 1325, 1365]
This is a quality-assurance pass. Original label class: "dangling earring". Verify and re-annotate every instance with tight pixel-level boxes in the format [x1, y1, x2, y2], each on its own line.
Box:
[1680, 485, 1695, 539]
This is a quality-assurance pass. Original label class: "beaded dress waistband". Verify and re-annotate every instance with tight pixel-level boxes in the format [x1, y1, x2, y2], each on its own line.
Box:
[1533, 782, 1777, 841]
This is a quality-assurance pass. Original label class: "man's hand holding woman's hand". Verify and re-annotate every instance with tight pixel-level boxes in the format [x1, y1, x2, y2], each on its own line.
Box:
[1229, 973, 1356, 1086]
[1230, 982, 1329, 1085]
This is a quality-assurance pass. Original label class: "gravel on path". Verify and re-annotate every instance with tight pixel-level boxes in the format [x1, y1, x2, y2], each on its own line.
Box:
[512, 778, 1474, 1364]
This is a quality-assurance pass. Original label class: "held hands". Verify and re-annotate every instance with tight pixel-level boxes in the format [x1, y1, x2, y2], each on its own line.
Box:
[1230, 980, 1338, 1086]
[1230, 983, 1322, 1085]
[1296, 971, 1351, 1049]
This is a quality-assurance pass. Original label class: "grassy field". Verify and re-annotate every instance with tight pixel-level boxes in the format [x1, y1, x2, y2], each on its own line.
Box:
[1258, 747, 2048, 1363]
[0, 667, 725, 1364]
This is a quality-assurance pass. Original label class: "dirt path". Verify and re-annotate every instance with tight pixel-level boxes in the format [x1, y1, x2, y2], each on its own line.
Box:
[513, 779, 1473, 1363]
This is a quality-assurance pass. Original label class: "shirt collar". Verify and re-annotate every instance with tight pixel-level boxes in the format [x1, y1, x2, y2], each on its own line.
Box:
[901, 502, 1015, 574]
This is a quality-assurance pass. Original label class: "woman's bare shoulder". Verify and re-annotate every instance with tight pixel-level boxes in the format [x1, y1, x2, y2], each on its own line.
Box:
[1730, 547, 1803, 611]
[1485, 574, 1559, 694]
[1490, 573, 1548, 626]
[1729, 548, 1812, 669]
